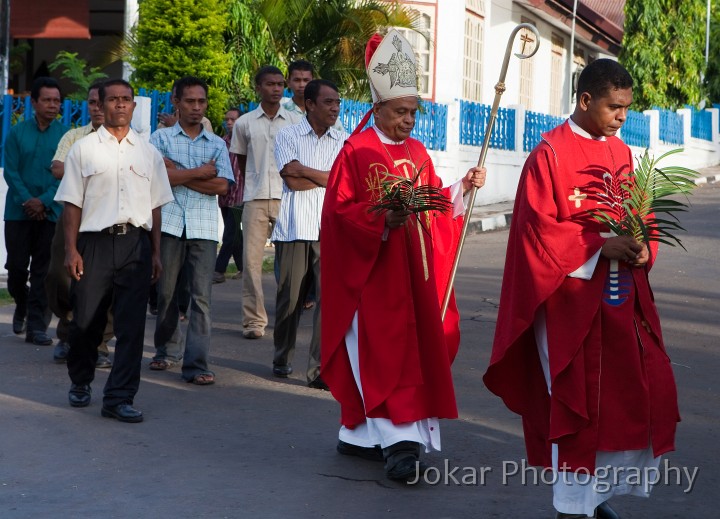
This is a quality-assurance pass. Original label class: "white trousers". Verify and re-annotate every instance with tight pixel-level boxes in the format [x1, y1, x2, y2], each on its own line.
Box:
[338, 312, 441, 453]
[534, 305, 660, 516]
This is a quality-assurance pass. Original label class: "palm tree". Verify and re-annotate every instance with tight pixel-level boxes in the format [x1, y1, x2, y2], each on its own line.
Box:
[226, 0, 424, 103]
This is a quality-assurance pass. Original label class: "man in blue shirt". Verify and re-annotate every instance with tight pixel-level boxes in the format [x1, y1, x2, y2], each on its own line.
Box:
[3, 77, 67, 345]
[149, 76, 233, 385]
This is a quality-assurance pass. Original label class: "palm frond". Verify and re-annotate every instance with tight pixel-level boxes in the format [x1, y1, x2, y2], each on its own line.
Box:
[590, 148, 699, 249]
[369, 161, 452, 216]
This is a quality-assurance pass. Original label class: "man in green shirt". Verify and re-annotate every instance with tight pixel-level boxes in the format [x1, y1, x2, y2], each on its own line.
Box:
[3, 77, 67, 345]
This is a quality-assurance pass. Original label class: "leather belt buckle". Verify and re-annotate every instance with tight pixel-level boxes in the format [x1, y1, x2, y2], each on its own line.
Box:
[110, 223, 128, 235]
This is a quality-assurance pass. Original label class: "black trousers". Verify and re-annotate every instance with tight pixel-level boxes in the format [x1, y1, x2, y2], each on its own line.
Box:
[66, 227, 152, 407]
[45, 210, 113, 351]
[4, 219, 54, 334]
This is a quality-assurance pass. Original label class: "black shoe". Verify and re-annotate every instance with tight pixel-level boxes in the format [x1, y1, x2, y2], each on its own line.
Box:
[386, 456, 429, 481]
[53, 341, 70, 363]
[596, 502, 620, 519]
[336, 440, 384, 462]
[95, 354, 112, 369]
[308, 377, 329, 391]
[272, 364, 293, 378]
[383, 441, 424, 481]
[26, 331, 53, 346]
[12, 308, 26, 335]
[68, 384, 92, 407]
[101, 404, 144, 423]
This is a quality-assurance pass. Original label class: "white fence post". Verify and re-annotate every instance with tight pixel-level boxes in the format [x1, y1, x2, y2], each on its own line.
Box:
[643, 109, 660, 151]
[131, 96, 153, 141]
[676, 108, 691, 144]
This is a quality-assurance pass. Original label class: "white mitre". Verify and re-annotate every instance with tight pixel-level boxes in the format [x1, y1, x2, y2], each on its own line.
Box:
[366, 29, 419, 104]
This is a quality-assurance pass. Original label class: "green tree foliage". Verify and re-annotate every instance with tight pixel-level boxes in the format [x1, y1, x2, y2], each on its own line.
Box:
[704, 3, 720, 103]
[224, 0, 283, 105]
[128, 0, 231, 125]
[225, 0, 422, 104]
[619, 0, 706, 110]
[48, 51, 108, 101]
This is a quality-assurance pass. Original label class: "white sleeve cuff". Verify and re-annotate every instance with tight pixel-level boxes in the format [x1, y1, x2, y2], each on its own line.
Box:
[569, 248, 601, 279]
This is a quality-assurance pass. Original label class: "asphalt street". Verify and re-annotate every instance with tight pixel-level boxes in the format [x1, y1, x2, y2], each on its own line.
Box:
[0, 182, 718, 519]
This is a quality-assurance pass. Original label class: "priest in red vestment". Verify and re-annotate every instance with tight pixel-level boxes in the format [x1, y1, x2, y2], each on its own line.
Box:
[483, 59, 680, 518]
[320, 29, 486, 481]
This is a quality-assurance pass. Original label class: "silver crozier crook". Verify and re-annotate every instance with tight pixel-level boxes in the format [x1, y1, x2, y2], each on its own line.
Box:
[441, 23, 540, 320]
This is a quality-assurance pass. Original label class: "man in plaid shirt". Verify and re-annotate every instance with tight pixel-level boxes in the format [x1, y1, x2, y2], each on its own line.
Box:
[149, 76, 234, 385]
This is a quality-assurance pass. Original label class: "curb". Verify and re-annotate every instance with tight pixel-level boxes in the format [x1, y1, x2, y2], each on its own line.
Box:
[467, 171, 718, 235]
[467, 212, 513, 234]
[695, 174, 720, 185]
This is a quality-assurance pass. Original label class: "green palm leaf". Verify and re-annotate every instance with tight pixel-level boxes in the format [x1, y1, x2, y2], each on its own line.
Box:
[591, 148, 699, 250]
[368, 159, 452, 237]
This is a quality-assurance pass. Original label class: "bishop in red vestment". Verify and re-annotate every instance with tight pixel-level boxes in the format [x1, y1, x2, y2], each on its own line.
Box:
[483, 60, 679, 518]
[321, 29, 486, 481]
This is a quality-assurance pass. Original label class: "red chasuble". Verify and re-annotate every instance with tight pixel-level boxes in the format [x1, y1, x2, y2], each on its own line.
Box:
[321, 128, 463, 428]
[483, 121, 680, 471]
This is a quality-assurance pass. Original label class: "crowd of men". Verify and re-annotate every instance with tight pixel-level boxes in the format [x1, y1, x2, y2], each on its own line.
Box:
[3, 29, 680, 518]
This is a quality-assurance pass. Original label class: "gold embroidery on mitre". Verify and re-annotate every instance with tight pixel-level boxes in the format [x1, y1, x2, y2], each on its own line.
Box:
[372, 34, 417, 89]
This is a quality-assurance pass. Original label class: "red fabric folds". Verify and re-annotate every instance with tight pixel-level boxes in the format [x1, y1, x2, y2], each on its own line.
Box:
[321, 128, 463, 429]
[484, 122, 679, 471]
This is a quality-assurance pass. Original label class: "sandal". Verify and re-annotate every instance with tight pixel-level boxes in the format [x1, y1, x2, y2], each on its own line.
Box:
[149, 359, 174, 371]
[188, 373, 215, 385]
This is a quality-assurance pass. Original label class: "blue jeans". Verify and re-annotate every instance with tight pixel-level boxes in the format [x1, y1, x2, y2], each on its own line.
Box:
[153, 234, 216, 381]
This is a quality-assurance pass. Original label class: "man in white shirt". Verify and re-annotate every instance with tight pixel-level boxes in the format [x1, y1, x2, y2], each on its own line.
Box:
[271, 79, 347, 387]
[47, 81, 113, 367]
[55, 79, 173, 423]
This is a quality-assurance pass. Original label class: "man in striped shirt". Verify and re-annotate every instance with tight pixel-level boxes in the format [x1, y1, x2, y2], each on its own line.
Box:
[271, 79, 347, 388]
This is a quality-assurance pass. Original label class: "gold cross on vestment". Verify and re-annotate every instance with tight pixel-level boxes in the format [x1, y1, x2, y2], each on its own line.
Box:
[568, 188, 587, 208]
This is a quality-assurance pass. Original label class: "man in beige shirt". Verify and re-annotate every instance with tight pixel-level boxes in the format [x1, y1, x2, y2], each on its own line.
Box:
[230, 66, 300, 339]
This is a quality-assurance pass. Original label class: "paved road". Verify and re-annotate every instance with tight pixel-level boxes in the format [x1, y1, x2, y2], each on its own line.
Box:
[1, 183, 718, 518]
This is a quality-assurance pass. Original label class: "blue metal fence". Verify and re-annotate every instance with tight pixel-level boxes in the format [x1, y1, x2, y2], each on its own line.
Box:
[1, 90, 712, 168]
[137, 88, 173, 133]
[658, 109, 684, 145]
[459, 100, 515, 150]
[523, 110, 564, 152]
[338, 98, 373, 133]
[621, 110, 650, 148]
[690, 108, 712, 141]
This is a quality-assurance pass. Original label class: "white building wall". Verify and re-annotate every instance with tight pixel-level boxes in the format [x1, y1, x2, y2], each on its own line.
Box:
[417, 0, 638, 203]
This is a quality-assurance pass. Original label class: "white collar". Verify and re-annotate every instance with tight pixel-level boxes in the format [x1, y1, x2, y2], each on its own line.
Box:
[372, 125, 405, 145]
[568, 117, 606, 141]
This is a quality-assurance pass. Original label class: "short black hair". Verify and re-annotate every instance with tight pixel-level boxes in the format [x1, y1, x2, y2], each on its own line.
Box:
[98, 79, 134, 102]
[304, 79, 338, 104]
[173, 76, 209, 99]
[255, 66, 285, 85]
[31, 77, 61, 101]
[225, 107, 241, 117]
[288, 60, 314, 77]
[576, 59, 633, 102]
[88, 80, 105, 94]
